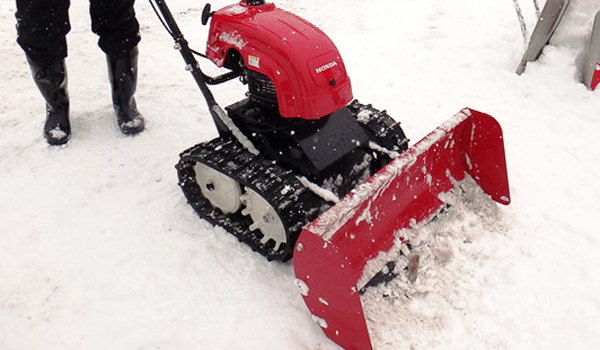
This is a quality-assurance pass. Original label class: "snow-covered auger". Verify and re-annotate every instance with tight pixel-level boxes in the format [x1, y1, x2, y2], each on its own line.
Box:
[150, 1, 511, 349]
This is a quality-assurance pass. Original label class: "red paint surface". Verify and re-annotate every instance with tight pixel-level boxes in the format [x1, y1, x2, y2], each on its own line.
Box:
[294, 109, 510, 350]
[591, 63, 600, 90]
[207, 2, 353, 119]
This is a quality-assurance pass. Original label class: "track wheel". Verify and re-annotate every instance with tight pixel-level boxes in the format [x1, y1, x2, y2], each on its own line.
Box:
[193, 162, 242, 214]
[240, 188, 287, 251]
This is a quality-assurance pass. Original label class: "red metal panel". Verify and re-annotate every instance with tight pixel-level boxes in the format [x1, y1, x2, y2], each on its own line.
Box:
[592, 64, 600, 90]
[294, 233, 373, 350]
[207, 2, 353, 119]
[294, 109, 510, 350]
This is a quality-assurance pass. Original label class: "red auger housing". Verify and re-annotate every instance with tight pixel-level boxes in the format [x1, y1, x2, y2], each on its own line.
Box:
[206, 1, 353, 119]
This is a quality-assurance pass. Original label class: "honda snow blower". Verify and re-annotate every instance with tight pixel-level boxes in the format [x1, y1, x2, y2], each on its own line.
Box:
[150, 1, 511, 349]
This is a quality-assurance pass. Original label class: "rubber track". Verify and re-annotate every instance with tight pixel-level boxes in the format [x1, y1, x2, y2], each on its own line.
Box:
[176, 138, 325, 261]
[348, 100, 409, 152]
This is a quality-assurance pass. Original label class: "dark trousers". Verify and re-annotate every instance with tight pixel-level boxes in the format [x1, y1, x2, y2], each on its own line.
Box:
[16, 0, 141, 65]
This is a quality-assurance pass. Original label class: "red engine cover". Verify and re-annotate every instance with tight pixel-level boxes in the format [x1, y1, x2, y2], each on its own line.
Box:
[206, 1, 353, 119]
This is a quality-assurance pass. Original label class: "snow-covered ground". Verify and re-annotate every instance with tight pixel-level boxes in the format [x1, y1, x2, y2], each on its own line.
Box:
[1, 0, 599, 349]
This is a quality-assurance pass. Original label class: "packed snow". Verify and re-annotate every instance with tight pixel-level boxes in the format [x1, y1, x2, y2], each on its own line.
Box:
[1, 0, 600, 349]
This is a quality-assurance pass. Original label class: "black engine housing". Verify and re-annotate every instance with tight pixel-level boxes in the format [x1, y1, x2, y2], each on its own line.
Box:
[222, 98, 407, 198]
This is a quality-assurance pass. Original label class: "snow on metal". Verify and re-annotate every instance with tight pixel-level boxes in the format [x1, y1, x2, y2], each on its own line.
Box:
[294, 108, 510, 350]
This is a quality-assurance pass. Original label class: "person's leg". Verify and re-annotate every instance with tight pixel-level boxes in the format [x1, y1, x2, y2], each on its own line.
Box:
[89, 0, 140, 57]
[16, 0, 71, 145]
[16, 0, 70, 64]
[90, 0, 144, 134]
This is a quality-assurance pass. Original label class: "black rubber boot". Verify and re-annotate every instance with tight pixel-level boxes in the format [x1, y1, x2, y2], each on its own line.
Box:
[106, 47, 145, 135]
[27, 58, 70, 146]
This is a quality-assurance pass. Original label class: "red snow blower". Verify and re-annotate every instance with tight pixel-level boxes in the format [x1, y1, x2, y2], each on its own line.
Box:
[150, 1, 510, 349]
